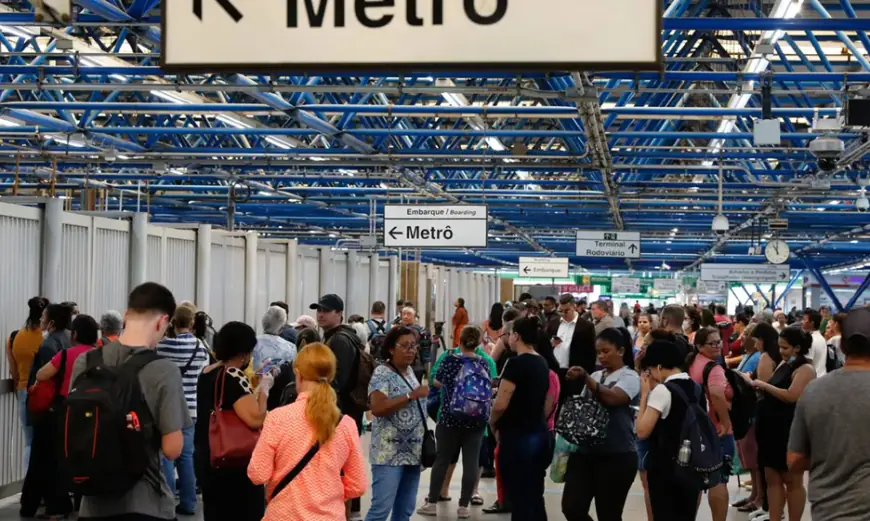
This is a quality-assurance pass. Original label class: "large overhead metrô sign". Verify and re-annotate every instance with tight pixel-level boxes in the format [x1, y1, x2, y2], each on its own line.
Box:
[700, 264, 790, 283]
[518, 257, 570, 278]
[162, 0, 661, 71]
[383, 205, 487, 248]
[576, 231, 641, 259]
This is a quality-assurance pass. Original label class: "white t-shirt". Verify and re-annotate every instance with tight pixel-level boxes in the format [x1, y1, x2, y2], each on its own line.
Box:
[811, 330, 828, 377]
[646, 373, 691, 419]
[828, 335, 843, 363]
[555, 314, 578, 369]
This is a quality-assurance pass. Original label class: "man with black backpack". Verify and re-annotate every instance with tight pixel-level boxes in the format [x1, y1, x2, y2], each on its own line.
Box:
[367, 300, 391, 361]
[313, 293, 373, 521]
[65, 283, 190, 521]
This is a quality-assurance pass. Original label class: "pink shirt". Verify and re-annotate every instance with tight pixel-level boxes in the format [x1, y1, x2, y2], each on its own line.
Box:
[547, 370, 561, 431]
[50, 344, 95, 396]
[688, 353, 733, 435]
[247, 393, 368, 521]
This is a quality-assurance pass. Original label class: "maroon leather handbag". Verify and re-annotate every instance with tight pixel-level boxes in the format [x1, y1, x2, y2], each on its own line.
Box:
[208, 367, 260, 469]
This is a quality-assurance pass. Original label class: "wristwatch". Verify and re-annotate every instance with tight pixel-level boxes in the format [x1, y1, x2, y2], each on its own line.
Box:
[406, 392, 411, 401]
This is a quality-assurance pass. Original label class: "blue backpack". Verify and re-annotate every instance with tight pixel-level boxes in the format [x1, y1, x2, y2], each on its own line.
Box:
[665, 381, 725, 491]
[448, 356, 493, 422]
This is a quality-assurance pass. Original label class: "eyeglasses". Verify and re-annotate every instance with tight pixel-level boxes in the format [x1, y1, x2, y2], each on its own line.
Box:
[395, 342, 418, 350]
[703, 341, 723, 347]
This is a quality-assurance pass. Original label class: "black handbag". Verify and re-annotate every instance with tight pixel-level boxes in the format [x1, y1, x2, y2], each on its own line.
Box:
[555, 373, 610, 447]
[388, 363, 437, 468]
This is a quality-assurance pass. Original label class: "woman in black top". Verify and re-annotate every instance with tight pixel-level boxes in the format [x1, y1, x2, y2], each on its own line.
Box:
[490, 317, 551, 521]
[745, 328, 815, 521]
[636, 340, 706, 521]
[195, 322, 272, 521]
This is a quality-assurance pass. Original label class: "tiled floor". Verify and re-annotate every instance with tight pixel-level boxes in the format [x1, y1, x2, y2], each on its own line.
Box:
[0, 432, 813, 521]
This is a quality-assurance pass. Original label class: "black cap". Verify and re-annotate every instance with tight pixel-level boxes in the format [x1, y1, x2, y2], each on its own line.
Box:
[310, 294, 344, 313]
[843, 308, 870, 342]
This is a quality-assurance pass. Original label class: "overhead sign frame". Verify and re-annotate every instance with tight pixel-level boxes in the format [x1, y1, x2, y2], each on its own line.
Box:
[160, 0, 663, 72]
[576, 231, 642, 259]
[383, 204, 488, 249]
[518, 257, 570, 278]
[611, 277, 641, 294]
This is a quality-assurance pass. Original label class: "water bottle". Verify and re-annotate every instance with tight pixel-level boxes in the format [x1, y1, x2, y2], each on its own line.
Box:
[677, 439, 692, 465]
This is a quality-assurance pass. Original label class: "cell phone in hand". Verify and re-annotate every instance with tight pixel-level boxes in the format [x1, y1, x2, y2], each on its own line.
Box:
[257, 360, 275, 375]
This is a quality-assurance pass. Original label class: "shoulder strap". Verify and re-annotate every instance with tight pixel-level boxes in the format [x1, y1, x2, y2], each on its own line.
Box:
[122, 349, 161, 375]
[180, 340, 201, 375]
[270, 442, 321, 500]
[9, 329, 18, 346]
[85, 347, 104, 370]
[387, 363, 428, 430]
[701, 361, 718, 392]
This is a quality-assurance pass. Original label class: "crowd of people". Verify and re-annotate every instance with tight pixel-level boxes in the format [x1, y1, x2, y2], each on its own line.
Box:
[5, 285, 870, 521]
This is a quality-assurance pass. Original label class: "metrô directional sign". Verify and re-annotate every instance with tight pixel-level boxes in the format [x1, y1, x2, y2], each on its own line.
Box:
[162, 0, 661, 71]
[384, 205, 487, 248]
[700, 264, 790, 283]
[576, 231, 641, 259]
[519, 257, 569, 279]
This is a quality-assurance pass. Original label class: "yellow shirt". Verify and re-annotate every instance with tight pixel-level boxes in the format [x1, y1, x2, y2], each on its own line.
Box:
[10, 328, 43, 390]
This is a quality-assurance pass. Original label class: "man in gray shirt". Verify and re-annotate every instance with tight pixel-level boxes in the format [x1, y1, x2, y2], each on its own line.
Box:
[788, 308, 870, 521]
[71, 283, 191, 521]
[591, 300, 616, 335]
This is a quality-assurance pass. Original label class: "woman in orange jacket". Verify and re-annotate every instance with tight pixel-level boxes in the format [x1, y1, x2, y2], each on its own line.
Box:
[452, 299, 469, 348]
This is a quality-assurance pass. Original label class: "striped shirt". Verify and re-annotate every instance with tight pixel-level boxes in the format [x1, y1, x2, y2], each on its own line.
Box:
[157, 333, 208, 420]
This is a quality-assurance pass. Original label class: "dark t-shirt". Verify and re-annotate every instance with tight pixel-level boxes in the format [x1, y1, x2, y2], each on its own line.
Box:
[497, 353, 550, 432]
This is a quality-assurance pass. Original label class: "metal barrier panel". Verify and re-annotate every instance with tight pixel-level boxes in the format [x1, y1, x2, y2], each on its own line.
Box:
[300, 248, 320, 319]
[255, 249, 268, 332]
[60, 215, 91, 311]
[165, 236, 196, 303]
[147, 234, 163, 283]
[224, 243, 246, 325]
[332, 254, 348, 305]
[356, 256, 371, 319]
[209, 242, 226, 327]
[0, 203, 41, 489]
[377, 261, 391, 309]
[93, 219, 130, 315]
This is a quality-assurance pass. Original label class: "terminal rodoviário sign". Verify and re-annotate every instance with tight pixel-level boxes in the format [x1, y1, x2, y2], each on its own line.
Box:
[162, 0, 661, 70]
[384, 205, 487, 248]
[576, 231, 641, 259]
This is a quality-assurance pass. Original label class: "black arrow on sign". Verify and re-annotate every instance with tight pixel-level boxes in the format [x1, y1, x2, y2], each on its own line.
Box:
[193, 0, 243, 22]
[628, 243, 639, 254]
[389, 227, 403, 240]
[523, 266, 531, 275]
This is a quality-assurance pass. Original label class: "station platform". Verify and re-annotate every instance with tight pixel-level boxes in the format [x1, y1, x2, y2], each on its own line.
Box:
[0, 432, 812, 521]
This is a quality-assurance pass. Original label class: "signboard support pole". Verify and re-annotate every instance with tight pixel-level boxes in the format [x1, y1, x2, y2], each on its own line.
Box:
[774, 270, 804, 308]
[754, 284, 771, 308]
[801, 259, 845, 312]
[845, 272, 870, 310]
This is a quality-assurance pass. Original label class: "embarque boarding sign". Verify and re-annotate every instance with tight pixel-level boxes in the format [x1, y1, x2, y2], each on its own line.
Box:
[700, 264, 790, 283]
[384, 205, 487, 248]
[162, 0, 661, 70]
[611, 277, 641, 294]
[519, 257, 569, 278]
[576, 231, 641, 259]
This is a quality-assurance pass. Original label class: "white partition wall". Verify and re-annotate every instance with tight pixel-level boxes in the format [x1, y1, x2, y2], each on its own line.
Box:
[300, 247, 321, 318]
[92, 219, 131, 315]
[255, 242, 289, 331]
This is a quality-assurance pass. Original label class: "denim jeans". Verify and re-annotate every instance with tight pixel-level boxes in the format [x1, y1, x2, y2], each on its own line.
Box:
[498, 426, 550, 521]
[365, 465, 422, 521]
[162, 425, 197, 512]
[17, 389, 32, 473]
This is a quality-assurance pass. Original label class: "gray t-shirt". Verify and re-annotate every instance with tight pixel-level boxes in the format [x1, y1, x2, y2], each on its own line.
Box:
[788, 369, 870, 521]
[70, 342, 192, 520]
[585, 366, 640, 454]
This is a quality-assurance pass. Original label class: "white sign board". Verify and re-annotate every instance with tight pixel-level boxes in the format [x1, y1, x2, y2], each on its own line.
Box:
[162, 1, 660, 70]
[611, 277, 641, 294]
[519, 257, 569, 278]
[576, 231, 641, 259]
[653, 279, 682, 293]
[700, 264, 790, 283]
[383, 205, 487, 248]
[695, 280, 727, 294]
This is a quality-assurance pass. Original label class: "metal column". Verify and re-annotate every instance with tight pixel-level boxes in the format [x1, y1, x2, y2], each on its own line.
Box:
[388, 255, 399, 307]
[196, 224, 212, 310]
[286, 239, 298, 319]
[244, 231, 258, 327]
[368, 253, 379, 308]
[801, 259, 845, 312]
[346, 250, 361, 318]
[41, 198, 63, 302]
[128, 212, 148, 293]
[774, 270, 804, 308]
[319, 248, 331, 297]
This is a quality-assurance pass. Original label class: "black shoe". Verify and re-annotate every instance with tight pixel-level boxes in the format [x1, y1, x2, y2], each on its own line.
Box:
[480, 469, 496, 478]
[175, 505, 196, 516]
[483, 502, 511, 514]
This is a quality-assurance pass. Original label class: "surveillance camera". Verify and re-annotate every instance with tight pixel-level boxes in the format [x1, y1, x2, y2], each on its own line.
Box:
[809, 135, 844, 171]
[858, 193, 870, 213]
[712, 213, 730, 235]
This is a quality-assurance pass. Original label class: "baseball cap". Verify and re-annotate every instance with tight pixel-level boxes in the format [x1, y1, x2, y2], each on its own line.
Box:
[842, 308, 870, 342]
[309, 294, 344, 313]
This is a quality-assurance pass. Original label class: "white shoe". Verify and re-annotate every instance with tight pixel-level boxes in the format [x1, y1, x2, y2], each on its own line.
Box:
[457, 506, 471, 519]
[348, 514, 363, 521]
[748, 509, 767, 520]
[417, 500, 437, 517]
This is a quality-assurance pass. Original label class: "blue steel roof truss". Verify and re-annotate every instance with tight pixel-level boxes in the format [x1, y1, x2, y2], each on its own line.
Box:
[0, 0, 867, 271]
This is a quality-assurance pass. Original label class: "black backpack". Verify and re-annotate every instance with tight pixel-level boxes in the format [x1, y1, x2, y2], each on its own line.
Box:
[702, 361, 756, 440]
[826, 342, 844, 373]
[665, 381, 725, 491]
[367, 319, 390, 361]
[59, 349, 160, 497]
[329, 325, 375, 411]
